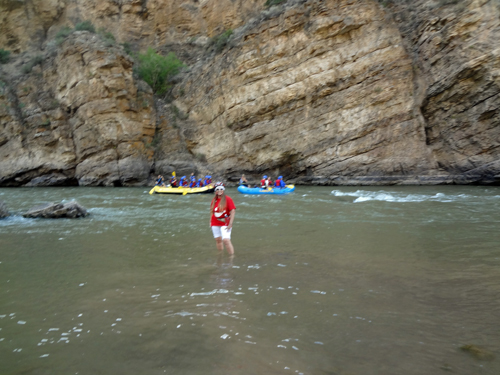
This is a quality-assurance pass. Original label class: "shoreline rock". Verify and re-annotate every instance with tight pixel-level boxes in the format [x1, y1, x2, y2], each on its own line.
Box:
[22, 201, 88, 218]
[0, 200, 9, 218]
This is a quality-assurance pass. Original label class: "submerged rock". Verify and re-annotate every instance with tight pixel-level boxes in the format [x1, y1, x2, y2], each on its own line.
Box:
[460, 344, 495, 361]
[22, 201, 88, 219]
[0, 200, 9, 218]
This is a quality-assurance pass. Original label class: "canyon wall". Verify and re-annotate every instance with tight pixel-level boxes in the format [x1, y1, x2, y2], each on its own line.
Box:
[393, 0, 500, 184]
[0, 0, 499, 186]
[0, 32, 155, 186]
[0, 0, 263, 52]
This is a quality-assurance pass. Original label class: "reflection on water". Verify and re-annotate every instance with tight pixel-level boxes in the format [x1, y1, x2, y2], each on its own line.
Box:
[0, 186, 499, 375]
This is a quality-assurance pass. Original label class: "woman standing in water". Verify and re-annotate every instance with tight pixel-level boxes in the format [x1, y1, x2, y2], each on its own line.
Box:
[210, 182, 236, 255]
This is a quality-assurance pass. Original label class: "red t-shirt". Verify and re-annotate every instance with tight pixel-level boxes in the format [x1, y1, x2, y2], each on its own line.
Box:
[211, 196, 236, 226]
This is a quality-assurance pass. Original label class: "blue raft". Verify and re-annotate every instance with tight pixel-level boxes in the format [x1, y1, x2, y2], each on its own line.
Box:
[237, 184, 295, 195]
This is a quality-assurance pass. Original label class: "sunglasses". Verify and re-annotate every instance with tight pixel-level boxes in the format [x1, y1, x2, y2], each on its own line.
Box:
[215, 187, 224, 191]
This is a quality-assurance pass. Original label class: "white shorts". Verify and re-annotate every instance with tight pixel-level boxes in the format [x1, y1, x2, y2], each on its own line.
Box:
[212, 226, 232, 240]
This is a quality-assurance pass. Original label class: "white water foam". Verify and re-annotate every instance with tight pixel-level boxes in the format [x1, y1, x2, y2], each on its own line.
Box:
[331, 189, 487, 203]
[190, 289, 229, 296]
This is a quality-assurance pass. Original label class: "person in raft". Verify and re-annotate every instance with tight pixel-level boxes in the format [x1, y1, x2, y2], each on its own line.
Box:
[239, 174, 249, 187]
[274, 175, 286, 188]
[210, 182, 236, 255]
[155, 175, 165, 187]
[189, 174, 197, 188]
[196, 178, 204, 188]
[260, 175, 268, 189]
[267, 176, 274, 188]
[170, 174, 178, 187]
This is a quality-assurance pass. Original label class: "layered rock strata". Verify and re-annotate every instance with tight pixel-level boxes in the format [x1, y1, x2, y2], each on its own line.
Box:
[0, 0, 263, 52]
[171, 0, 436, 184]
[391, 0, 500, 184]
[0, 32, 155, 186]
[168, 0, 500, 184]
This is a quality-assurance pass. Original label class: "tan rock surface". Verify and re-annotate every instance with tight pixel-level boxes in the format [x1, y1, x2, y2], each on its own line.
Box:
[0, 32, 155, 186]
[169, 0, 436, 183]
[391, 0, 500, 183]
[1, 0, 263, 52]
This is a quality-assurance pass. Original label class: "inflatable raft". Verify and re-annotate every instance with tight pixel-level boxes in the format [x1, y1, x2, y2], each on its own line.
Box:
[237, 185, 295, 195]
[149, 184, 215, 195]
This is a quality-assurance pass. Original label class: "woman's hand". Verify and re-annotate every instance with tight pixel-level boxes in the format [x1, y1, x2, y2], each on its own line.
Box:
[227, 209, 235, 230]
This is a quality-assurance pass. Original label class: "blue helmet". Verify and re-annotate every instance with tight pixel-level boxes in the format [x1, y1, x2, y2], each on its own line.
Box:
[279, 176, 283, 179]
[198, 178, 202, 181]
[181, 176, 186, 180]
[263, 175, 267, 179]
[191, 176, 195, 180]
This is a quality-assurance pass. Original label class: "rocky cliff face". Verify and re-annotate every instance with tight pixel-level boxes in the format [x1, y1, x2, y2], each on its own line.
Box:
[0, 0, 262, 52]
[393, 0, 500, 183]
[0, 32, 155, 186]
[1, 0, 499, 186]
[171, 0, 436, 184]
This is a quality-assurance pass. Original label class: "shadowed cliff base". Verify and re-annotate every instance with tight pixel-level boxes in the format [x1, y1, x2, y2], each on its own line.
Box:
[294, 174, 500, 186]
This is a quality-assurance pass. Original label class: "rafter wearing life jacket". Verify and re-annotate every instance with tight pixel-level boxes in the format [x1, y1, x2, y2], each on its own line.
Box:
[180, 176, 189, 187]
[189, 175, 196, 188]
[261, 175, 268, 189]
[274, 176, 286, 188]
[170, 174, 177, 187]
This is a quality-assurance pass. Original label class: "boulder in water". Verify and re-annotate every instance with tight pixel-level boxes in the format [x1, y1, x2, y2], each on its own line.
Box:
[0, 201, 9, 218]
[22, 201, 88, 219]
[460, 344, 495, 360]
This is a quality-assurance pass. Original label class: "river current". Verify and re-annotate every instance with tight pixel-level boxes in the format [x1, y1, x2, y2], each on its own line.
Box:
[1, 186, 499, 375]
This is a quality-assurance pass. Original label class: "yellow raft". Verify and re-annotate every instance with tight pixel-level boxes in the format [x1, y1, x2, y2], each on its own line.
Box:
[149, 184, 215, 195]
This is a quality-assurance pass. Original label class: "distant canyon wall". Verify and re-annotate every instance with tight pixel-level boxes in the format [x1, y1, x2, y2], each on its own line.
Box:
[0, 0, 499, 186]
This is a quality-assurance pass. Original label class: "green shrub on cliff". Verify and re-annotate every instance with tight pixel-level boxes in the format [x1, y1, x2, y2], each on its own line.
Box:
[136, 48, 184, 95]
[121, 42, 134, 56]
[55, 24, 114, 46]
[0, 49, 10, 64]
[75, 21, 96, 33]
[211, 29, 233, 53]
[265, 0, 286, 7]
[55, 26, 73, 45]
[98, 28, 115, 46]
[21, 55, 44, 74]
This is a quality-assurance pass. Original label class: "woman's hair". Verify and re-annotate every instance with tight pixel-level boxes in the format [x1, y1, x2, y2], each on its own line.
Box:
[210, 192, 226, 214]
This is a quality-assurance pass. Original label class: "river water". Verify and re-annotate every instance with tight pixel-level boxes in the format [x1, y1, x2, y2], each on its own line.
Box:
[0, 186, 499, 375]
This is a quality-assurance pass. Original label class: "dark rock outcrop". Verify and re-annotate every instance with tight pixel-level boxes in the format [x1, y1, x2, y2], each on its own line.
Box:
[22, 201, 88, 218]
[0, 200, 9, 218]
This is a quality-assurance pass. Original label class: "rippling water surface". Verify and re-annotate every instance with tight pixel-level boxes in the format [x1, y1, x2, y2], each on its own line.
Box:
[1, 186, 499, 375]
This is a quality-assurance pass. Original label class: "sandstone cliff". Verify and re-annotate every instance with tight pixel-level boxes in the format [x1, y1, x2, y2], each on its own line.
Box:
[0, 32, 155, 186]
[0, 0, 499, 186]
[392, 0, 500, 184]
